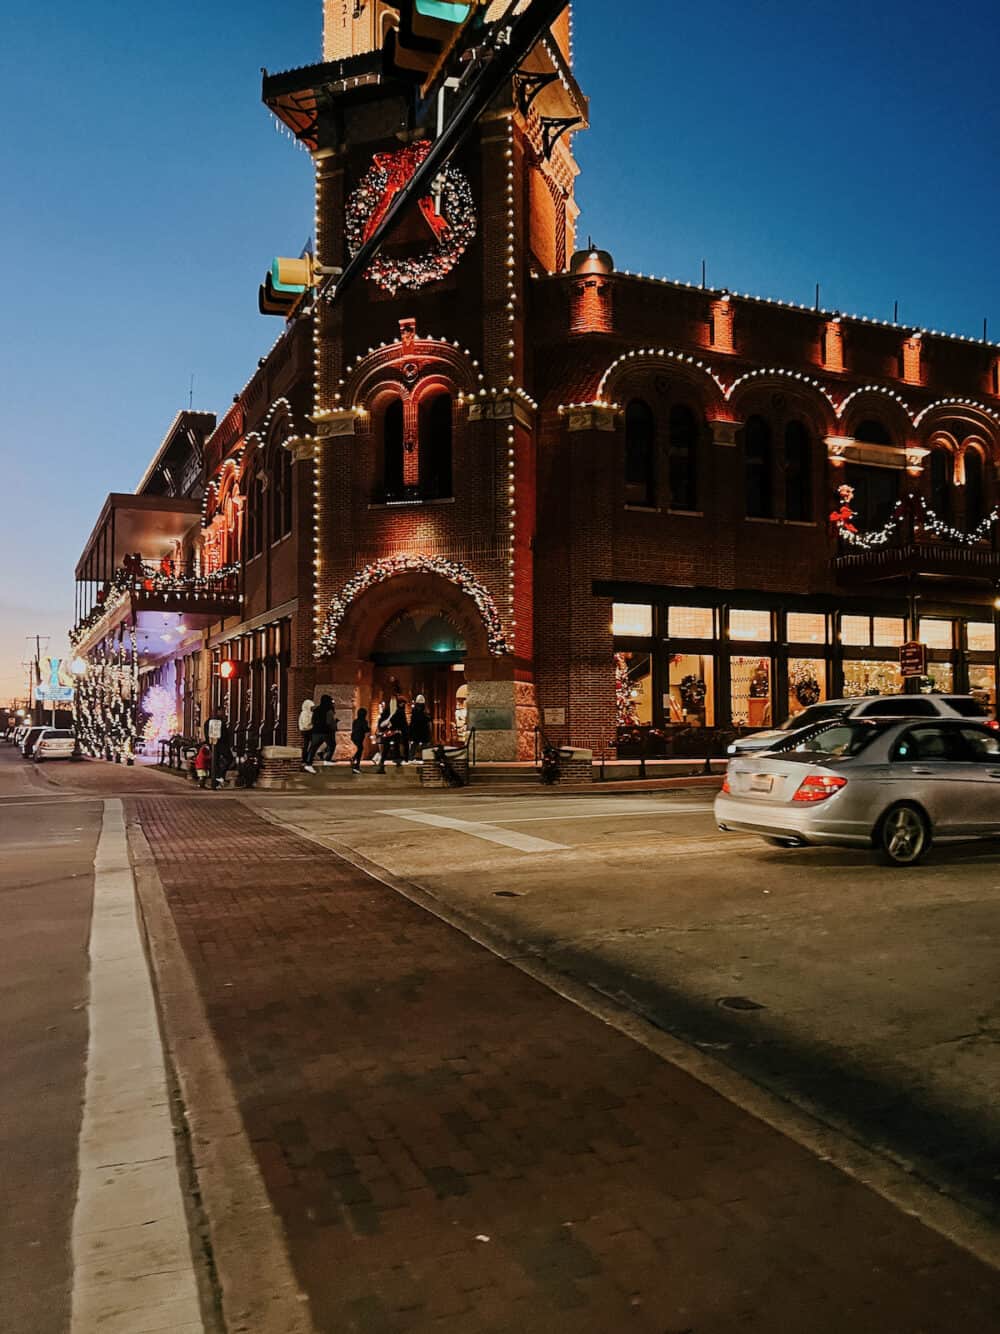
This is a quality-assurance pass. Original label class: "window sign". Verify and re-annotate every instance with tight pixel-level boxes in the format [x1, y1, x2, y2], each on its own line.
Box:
[967, 622, 996, 654]
[668, 606, 714, 639]
[729, 609, 771, 641]
[612, 603, 652, 637]
[786, 613, 826, 645]
[919, 619, 953, 651]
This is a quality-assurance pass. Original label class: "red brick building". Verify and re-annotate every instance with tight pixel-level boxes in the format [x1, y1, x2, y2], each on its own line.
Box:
[72, 2, 1000, 762]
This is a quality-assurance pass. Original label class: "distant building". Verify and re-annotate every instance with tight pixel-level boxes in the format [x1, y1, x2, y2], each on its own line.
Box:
[71, 4, 1000, 764]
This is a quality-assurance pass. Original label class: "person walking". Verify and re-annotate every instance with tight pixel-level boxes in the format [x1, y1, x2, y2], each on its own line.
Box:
[350, 707, 369, 773]
[409, 694, 431, 760]
[298, 696, 316, 772]
[372, 698, 392, 773]
[306, 694, 337, 770]
[389, 697, 409, 766]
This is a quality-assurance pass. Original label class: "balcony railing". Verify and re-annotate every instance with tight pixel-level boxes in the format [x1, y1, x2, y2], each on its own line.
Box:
[832, 498, 1000, 582]
[72, 561, 241, 645]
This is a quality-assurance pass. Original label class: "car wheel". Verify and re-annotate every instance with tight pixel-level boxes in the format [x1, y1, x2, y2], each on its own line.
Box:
[763, 836, 800, 848]
[878, 803, 930, 866]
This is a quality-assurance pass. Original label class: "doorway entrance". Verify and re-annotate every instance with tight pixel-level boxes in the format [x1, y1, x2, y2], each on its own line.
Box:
[369, 611, 467, 744]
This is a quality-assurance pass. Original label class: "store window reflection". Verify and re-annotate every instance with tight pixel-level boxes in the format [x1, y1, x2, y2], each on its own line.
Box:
[969, 665, 997, 712]
[731, 656, 771, 727]
[666, 653, 715, 727]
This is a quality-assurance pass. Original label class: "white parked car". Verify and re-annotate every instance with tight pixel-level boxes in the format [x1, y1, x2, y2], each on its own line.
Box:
[33, 729, 78, 761]
[727, 694, 995, 756]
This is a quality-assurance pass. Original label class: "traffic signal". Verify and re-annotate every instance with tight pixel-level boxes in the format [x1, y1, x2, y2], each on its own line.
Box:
[258, 256, 313, 317]
[217, 659, 248, 682]
[383, 0, 473, 81]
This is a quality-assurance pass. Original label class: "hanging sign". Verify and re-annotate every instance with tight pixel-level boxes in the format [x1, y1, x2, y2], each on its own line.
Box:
[34, 657, 75, 703]
[900, 642, 927, 678]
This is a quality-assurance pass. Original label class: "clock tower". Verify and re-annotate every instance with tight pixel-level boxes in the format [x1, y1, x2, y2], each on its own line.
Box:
[264, 3, 587, 758]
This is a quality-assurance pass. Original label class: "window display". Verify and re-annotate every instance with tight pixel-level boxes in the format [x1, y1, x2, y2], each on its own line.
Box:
[665, 653, 714, 727]
[922, 663, 954, 693]
[842, 660, 902, 697]
[788, 658, 826, 716]
[731, 656, 771, 727]
[614, 652, 653, 727]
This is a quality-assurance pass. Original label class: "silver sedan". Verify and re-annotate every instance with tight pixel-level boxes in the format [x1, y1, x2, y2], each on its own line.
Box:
[715, 717, 1000, 866]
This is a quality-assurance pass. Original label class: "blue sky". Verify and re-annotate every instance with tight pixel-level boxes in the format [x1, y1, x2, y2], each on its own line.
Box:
[2, 0, 999, 698]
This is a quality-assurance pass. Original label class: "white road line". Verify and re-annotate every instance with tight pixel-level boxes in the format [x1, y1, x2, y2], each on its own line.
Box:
[488, 805, 716, 824]
[70, 799, 203, 1334]
[381, 807, 568, 853]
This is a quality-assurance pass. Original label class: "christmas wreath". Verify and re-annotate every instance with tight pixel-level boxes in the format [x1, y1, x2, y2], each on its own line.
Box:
[794, 675, 821, 707]
[679, 675, 707, 712]
[345, 141, 477, 296]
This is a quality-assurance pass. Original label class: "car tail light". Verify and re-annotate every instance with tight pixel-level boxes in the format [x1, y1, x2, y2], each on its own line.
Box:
[988, 719, 999, 731]
[792, 774, 847, 804]
[721, 774, 731, 793]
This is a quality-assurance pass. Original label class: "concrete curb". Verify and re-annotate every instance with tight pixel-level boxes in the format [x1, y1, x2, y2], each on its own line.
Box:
[126, 812, 319, 1334]
[253, 803, 1000, 1276]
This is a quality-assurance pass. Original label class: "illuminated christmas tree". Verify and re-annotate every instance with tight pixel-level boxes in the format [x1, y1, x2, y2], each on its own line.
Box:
[141, 684, 178, 745]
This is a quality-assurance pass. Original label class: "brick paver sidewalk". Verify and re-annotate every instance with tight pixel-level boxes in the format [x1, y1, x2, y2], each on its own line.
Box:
[134, 798, 1000, 1334]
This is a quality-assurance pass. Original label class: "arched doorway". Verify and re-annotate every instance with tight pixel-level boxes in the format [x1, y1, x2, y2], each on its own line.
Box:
[370, 609, 468, 744]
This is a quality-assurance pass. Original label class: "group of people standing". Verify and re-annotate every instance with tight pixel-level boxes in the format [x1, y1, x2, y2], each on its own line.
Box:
[299, 692, 433, 775]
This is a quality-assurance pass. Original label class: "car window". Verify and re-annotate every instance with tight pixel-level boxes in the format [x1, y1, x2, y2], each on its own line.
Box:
[956, 726, 1000, 761]
[944, 697, 990, 718]
[789, 721, 882, 758]
[859, 698, 937, 717]
[780, 703, 846, 732]
[892, 726, 964, 762]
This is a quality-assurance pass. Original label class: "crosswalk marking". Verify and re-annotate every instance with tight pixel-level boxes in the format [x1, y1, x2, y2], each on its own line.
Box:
[381, 807, 568, 853]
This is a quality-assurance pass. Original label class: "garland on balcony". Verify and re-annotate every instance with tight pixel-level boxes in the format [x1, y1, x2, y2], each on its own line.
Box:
[316, 556, 510, 658]
[70, 562, 240, 645]
[835, 490, 1000, 551]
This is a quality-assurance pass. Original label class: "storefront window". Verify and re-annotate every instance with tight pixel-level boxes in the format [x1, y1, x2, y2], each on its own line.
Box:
[612, 603, 652, 637]
[668, 606, 714, 639]
[731, 656, 772, 727]
[786, 613, 826, 644]
[969, 664, 997, 711]
[873, 617, 905, 648]
[919, 619, 953, 650]
[842, 660, 903, 697]
[967, 622, 996, 653]
[788, 658, 826, 717]
[922, 663, 954, 693]
[665, 653, 715, 727]
[615, 652, 653, 727]
[841, 615, 871, 646]
[729, 609, 771, 641]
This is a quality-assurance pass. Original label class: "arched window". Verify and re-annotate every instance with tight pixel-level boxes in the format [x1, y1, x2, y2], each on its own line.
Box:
[668, 404, 698, 511]
[625, 399, 656, 507]
[419, 392, 453, 500]
[784, 421, 812, 522]
[383, 399, 405, 500]
[965, 447, 985, 529]
[271, 443, 293, 540]
[744, 416, 773, 518]
[930, 448, 952, 522]
[246, 472, 265, 559]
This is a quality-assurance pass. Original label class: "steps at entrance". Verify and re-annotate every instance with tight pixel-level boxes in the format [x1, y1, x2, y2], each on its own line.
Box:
[467, 764, 542, 787]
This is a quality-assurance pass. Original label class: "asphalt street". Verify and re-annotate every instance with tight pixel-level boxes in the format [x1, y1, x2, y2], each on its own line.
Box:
[0, 752, 101, 1333]
[263, 787, 1000, 1224]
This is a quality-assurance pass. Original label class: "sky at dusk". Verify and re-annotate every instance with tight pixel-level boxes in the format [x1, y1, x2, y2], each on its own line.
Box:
[2, 0, 999, 699]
